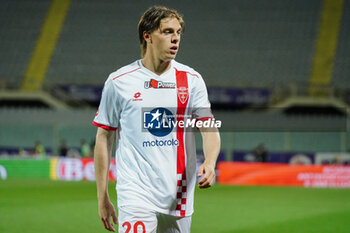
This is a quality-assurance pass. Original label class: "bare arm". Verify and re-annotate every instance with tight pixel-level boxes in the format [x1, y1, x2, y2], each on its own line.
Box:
[197, 126, 221, 189]
[94, 127, 118, 232]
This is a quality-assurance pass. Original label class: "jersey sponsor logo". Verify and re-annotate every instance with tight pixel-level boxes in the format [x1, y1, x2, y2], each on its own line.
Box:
[177, 86, 189, 104]
[133, 92, 143, 101]
[142, 138, 179, 147]
[143, 107, 175, 137]
[144, 79, 176, 89]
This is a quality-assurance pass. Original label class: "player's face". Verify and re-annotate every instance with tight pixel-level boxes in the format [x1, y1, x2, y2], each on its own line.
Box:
[149, 17, 182, 61]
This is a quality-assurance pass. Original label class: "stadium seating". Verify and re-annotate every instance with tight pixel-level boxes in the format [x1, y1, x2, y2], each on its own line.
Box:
[1, 0, 332, 87]
[333, 0, 350, 87]
[0, 0, 50, 88]
[0, 108, 96, 152]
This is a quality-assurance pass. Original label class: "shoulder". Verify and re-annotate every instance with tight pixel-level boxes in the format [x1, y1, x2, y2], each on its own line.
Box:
[172, 60, 202, 79]
[106, 60, 141, 83]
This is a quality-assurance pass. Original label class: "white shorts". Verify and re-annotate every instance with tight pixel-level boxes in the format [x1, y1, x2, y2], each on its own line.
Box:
[118, 206, 192, 233]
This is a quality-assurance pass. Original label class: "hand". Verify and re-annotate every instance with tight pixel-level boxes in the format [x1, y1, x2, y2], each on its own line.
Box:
[197, 161, 216, 189]
[98, 199, 118, 232]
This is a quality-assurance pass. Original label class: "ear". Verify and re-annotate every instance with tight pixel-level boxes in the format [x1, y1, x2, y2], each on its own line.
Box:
[143, 31, 152, 43]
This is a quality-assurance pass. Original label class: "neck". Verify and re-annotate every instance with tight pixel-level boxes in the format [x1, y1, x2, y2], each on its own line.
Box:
[142, 54, 172, 75]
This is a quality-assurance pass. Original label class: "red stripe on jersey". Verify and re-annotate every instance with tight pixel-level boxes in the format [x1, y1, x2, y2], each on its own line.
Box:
[175, 70, 188, 175]
[112, 67, 141, 80]
[92, 121, 118, 131]
[175, 69, 189, 217]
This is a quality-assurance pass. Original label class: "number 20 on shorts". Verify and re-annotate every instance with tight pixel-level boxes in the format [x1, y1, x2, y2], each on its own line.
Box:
[122, 221, 146, 233]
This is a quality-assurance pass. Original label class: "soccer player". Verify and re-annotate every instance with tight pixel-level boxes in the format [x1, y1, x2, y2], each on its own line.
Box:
[93, 6, 221, 233]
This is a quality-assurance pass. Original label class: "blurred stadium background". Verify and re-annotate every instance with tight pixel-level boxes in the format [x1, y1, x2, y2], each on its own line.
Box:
[1, 0, 350, 232]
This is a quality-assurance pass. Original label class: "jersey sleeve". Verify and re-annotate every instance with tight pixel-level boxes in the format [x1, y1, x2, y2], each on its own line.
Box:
[191, 75, 213, 121]
[93, 79, 120, 130]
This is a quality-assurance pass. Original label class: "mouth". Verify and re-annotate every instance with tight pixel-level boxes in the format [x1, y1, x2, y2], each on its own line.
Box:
[170, 46, 178, 54]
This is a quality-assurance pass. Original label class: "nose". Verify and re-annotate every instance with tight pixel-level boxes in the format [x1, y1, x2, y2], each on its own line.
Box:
[171, 32, 180, 43]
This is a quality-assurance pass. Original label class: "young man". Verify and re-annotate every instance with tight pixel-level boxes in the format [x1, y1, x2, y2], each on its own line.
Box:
[93, 6, 221, 233]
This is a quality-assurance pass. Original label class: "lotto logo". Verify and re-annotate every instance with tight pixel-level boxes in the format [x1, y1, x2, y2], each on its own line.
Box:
[134, 92, 141, 98]
[133, 92, 143, 101]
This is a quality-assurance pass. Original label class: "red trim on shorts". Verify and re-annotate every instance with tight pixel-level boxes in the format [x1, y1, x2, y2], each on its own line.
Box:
[112, 67, 141, 80]
[92, 121, 117, 131]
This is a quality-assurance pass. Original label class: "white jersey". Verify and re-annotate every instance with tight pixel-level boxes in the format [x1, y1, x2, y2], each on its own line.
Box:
[93, 59, 212, 217]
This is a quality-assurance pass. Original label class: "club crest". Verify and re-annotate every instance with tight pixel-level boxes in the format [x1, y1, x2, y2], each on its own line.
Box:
[177, 86, 188, 104]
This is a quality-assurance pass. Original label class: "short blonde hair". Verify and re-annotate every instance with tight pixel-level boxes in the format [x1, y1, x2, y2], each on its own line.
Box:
[138, 6, 185, 57]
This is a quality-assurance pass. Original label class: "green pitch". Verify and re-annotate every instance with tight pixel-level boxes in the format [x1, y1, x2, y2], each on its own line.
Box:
[1, 180, 350, 233]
